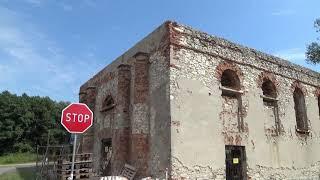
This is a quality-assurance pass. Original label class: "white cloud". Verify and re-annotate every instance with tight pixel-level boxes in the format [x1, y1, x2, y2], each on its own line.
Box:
[0, 6, 104, 101]
[271, 9, 295, 16]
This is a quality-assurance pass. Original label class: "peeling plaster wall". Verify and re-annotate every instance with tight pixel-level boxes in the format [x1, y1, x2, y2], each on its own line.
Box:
[80, 21, 320, 179]
[149, 50, 171, 179]
[169, 22, 320, 179]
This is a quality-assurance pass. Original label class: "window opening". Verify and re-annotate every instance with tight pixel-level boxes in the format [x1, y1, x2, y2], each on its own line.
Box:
[293, 88, 309, 133]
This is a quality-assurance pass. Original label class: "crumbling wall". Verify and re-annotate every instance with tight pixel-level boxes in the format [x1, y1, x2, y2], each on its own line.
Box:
[80, 20, 320, 179]
[169, 22, 320, 179]
[79, 22, 171, 179]
[92, 73, 117, 174]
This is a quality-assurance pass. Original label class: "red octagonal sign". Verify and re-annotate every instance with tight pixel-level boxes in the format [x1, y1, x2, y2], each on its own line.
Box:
[61, 103, 93, 134]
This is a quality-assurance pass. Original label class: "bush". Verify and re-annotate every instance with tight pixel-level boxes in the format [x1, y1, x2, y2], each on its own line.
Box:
[13, 143, 34, 153]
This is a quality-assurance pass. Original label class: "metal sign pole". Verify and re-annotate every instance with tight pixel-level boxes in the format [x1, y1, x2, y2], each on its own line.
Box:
[69, 134, 77, 180]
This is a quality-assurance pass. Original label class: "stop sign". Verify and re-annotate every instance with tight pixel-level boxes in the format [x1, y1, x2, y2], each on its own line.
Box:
[61, 103, 93, 133]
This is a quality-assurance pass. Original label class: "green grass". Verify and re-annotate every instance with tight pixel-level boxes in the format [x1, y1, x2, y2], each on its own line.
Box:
[0, 167, 35, 180]
[0, 153, 37, 165]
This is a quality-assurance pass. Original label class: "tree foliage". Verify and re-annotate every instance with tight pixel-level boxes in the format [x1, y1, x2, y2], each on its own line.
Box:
[0, 91, 70, 155]
[306, 18, 320, 64]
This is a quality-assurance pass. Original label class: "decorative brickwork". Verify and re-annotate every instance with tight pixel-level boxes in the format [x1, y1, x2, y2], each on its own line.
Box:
[111, 128, 130, 174]
[215, 61, 243, 88]
[130, 134, 149, 177]
[131, 52, 150, 178]
[112, 64, 131, 175]
[117, 64, 131, 116]
[291, 81, 308, 96]
[257, 71, 279, 89]
[133, 53, 150, 104]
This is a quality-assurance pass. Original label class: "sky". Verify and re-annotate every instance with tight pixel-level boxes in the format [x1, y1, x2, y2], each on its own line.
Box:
[0, 0, 319, 102]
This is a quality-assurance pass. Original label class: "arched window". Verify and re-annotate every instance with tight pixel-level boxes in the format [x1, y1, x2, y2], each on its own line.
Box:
[262, 80, 276, 98]
[221, 69, 240, 90]
[220, 68, 244, 131]
[101, 95, 115, 112]
[261, 79, 277, 105]
[293, 88, 308, 132]
[261, 79, 280, 135]
[220, 69, 241, 97]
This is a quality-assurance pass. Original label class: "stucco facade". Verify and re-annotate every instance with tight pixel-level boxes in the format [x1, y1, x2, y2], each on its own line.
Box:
[79, 21, 320, 179]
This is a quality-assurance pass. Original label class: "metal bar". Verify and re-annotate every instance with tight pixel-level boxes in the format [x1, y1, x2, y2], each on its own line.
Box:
[36, 146, 38, 170]
[40, 130, 51, 179]
[36, 146, 39, 180]
[69, 134, 77, 180]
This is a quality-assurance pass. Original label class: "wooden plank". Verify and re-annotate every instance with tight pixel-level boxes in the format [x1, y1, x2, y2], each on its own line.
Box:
[56, 163, 92, 170]
[57, 160, 93, 165]
[57, 168, 92, 175]
[120, 164, 136, 180]
[57, 153, 93, 159]
[57, 158, 93, 164]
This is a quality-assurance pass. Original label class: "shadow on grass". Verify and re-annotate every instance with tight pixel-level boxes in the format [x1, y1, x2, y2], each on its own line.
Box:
[16, 166, 36, 180]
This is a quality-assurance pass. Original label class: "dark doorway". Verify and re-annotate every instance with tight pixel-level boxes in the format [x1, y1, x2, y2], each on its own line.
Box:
[101, 138, 112, 176]
[225, 145, 247, 180]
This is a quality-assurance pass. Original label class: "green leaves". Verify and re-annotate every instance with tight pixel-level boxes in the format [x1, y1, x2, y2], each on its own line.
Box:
[306, 18, 320, 64]
[306, 42, 320, 64]
[0, 91, 70, 155]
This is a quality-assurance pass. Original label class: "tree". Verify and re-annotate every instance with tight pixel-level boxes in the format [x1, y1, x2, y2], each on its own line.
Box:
[0, 91, 70, 155]
[306, 18, 320, 64]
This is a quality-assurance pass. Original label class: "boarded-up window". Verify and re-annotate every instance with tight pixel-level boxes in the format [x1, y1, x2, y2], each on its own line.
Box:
[293, 88, 308, 131]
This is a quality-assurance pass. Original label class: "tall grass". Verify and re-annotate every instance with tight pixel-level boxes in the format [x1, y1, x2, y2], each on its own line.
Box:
[0, 152, 37, 165]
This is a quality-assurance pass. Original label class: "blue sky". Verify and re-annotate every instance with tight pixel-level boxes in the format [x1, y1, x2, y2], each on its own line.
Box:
[0, 0, 319, 102]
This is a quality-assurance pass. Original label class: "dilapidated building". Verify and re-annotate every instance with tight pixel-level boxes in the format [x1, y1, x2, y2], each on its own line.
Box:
[79, 21, 320, 179]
